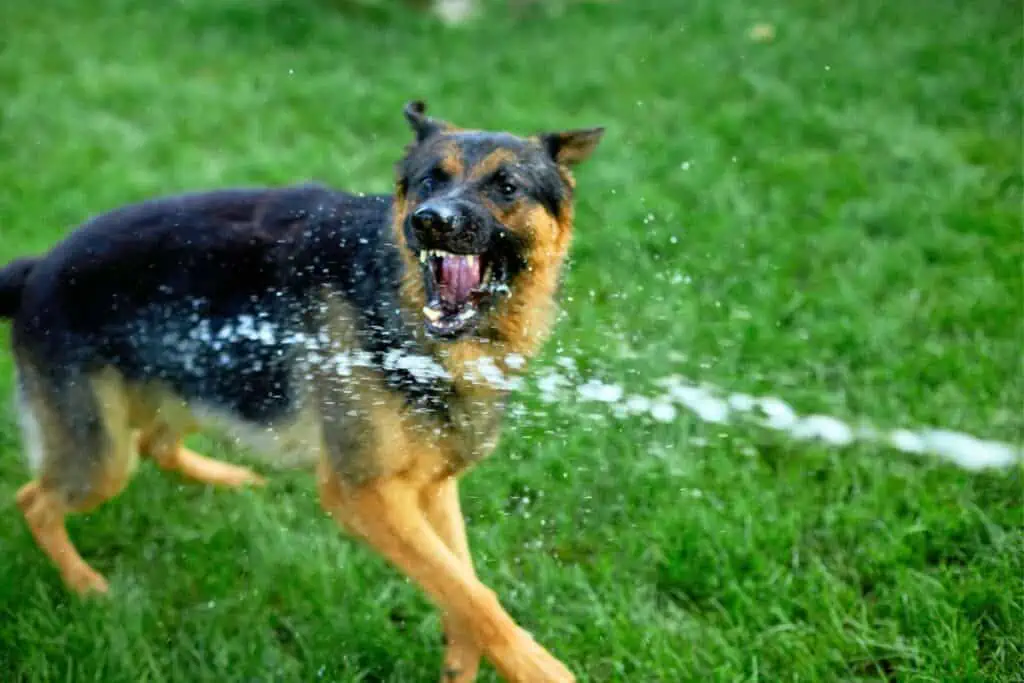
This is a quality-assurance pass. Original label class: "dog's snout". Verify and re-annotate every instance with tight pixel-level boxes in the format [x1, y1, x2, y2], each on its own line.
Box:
[410, 202, 483, 251]
[411, 204, 460, 233]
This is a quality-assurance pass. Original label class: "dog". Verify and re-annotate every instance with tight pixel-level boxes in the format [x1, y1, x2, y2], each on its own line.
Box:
[0, 101, 603, 683]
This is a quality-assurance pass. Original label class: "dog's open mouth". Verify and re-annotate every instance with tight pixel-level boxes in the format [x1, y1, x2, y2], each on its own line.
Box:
[418, 249, 510, 338]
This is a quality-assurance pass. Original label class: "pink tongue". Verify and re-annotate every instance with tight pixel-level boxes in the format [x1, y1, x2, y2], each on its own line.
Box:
[439, 255, 481, 306]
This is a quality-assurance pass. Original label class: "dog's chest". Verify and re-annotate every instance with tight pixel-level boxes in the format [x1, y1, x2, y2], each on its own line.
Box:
[444, 390, 507, 466]
[316, 363, 508, 486]
[388, 392, 508, 486]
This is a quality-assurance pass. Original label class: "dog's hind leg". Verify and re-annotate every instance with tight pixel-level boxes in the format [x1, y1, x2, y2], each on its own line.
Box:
[15, 482, 111, 595]
[138, 424, 265, 488]
[13, 366, 138, 595]
[424, 477, 483, 683]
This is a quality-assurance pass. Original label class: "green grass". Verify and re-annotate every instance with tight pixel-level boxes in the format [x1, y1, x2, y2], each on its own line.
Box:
[1, 0, 1022, 680]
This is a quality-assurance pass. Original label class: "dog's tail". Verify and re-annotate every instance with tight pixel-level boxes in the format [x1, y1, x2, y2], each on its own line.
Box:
[0, 258, 38, 319]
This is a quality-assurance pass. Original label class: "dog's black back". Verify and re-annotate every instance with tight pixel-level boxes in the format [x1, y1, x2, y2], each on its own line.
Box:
[9, 184, 424, 423]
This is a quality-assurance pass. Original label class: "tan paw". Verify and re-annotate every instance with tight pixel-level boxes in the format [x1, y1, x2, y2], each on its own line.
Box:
[441, 641, 482, 682]
[218, 465, 267, 488]
[492, 629, 575, 683]
[441, 665, 478, 683]
[64, 564, 110, 596]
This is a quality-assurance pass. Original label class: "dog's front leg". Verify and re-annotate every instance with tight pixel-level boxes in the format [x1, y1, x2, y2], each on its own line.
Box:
[423, 477, 482, 682]
[317, 464, 575, 683]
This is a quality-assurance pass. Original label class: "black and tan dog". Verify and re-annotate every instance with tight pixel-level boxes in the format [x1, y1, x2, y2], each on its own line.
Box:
[0, 102, 602, 682]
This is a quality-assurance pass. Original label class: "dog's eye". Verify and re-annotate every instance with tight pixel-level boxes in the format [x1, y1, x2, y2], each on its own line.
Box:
[494, 173, 519, 200]
[421, 168, 449, 194]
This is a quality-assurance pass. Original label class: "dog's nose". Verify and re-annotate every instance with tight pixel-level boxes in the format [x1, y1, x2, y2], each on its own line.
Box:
[411, 204, 459, 233]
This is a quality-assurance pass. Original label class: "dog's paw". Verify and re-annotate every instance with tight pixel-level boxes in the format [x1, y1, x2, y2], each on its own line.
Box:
[441, 643, 482, 682]
[492, 628, 576, 683]
[65, 565, 110, 597]
[221, 465, 267, 488]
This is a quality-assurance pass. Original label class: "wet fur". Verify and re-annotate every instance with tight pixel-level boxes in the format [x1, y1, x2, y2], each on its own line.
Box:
[0, 102, 602, 683]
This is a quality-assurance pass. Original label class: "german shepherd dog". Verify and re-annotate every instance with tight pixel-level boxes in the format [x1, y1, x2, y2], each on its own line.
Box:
[0, 101, 603, 682]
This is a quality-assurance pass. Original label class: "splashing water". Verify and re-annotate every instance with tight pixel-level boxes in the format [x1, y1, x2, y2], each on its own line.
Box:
[525, 362, 1022, 472]
[156, 308, 1020, 472]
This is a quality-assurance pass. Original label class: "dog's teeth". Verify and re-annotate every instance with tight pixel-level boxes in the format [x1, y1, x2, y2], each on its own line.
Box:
[466, 255, 477, 267]
[419, 251, 428, 263]
[457, 307, 476, 321]
[423, 306, 443, 322]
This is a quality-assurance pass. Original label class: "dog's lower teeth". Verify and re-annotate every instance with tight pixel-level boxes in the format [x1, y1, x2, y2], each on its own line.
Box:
[458, 308, 475, 321]
[423, 306, 443, 322]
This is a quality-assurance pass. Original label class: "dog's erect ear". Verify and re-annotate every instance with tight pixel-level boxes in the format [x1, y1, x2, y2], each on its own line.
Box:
[539, 127, 605, 167]
[404, 100, 450, 143]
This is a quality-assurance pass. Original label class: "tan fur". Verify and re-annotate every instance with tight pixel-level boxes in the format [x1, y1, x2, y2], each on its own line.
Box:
[438, 141, 466, 178]
[318, 466, 575, 683]
[467, 149, 519, 182]
[423, 477, 482, 682]
[16, 481, 110, 595]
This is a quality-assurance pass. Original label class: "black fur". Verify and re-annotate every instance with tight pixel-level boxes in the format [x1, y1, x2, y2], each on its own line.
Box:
[0, 257, 38, 319]
[7, 184, 450, 423]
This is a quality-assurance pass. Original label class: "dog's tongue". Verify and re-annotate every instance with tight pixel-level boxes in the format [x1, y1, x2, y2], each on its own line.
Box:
[439, 255, 481, 306]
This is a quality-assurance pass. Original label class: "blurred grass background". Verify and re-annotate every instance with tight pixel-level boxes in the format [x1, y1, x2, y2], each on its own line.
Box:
[0, 0, 1021, 680]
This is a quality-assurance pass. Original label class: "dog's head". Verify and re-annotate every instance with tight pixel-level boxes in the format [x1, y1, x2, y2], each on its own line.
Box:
[393, 101, 604, 345]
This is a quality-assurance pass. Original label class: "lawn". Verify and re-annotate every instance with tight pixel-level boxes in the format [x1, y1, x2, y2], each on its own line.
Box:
[0, 0, 1021, 680]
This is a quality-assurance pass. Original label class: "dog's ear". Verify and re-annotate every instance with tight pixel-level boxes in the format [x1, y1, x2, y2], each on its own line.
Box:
[539, 127, 605, 166]
[404, 100, 450, 143]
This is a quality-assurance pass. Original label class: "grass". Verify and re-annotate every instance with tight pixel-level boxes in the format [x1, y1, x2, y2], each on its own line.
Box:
[0, 0, 1021, 680]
